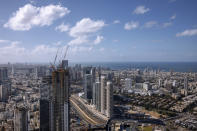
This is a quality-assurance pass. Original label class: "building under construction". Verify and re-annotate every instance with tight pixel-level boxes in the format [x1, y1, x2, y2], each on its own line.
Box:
[49, 68, 70, 131]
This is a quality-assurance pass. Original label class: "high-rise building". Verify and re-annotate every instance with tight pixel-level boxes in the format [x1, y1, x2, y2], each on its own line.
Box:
[40, 76, 52, 131]
[50, 68, 70, 131]
[101, 76, 107, 114]
[14, 106, 28, 131]
[0, 67, 8, 83]
[93, 81, 101, 111]
[62, 60, 68, 69]
[106, 81, 113, 118]
[84, 74, 93, 103]
[83, 67, 95, 103]
[0, 84, 8, 102]
[125, 78, 132, 90]
[158, 79, 162, 87]
[184, 76, 188, 90]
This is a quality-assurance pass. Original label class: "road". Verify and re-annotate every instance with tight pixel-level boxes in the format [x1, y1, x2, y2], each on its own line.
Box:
[70, 95, 107, 127]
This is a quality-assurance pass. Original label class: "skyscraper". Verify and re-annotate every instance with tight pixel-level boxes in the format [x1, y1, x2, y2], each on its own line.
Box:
[50, 68, 70, 131]
[0, 84, 8, 102]
[83, 67, 94, 103]
[93, 81, 101, 111]
[101, 75, 107, 114]
[106, 81, 113, 118]
[62, 60, 68, 69]
[0, 67, 8, 83]
[184, 76, 188, 90]
[14, 106, 28, 131]
[84, 74, 93, 103]
[40, 75, 52, 131]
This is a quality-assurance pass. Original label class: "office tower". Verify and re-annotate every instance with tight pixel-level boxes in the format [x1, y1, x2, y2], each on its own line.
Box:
[35, 67, 38, 79]
[158, 79, 162, 87]
[14, 106, 28, 131]
[0, 84, 8, 102]
[50, 68, 70, 131]
[83, 67, 94, 103]
[101, 76, 107, 114]
[11, 64, 14, 77]
[84, 74, 93, 103]
[40, 76, 52, 131]
[93, 81, 101, 111]
[125, 78, 132, 90]
[62, 60, 68, 69]
[93, 83, 96, 106]
[106, 81, 113, 118]
[91, 67, 96, 83]
[184, 76, 188, 90]
[0, 67, 8, 83]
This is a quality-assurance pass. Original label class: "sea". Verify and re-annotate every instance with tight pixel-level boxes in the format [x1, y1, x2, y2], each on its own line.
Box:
[70, 62, 197, 73]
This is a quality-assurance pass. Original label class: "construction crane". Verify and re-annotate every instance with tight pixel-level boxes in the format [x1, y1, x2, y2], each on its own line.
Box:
[49, 46, 61, 70]
[63, 45, 70, 60]
[49, 44, 70, 70]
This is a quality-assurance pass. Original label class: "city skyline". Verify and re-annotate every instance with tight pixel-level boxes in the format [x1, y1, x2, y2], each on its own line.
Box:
[0, 0, 197, 63]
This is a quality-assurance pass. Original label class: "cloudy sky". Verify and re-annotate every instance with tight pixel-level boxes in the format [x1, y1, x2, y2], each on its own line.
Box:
[0, 0, 197, 63]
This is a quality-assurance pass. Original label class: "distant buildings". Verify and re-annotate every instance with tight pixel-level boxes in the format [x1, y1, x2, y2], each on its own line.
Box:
[14, 106, 28, 131]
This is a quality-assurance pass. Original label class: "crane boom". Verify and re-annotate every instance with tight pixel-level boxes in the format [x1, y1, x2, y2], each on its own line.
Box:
[54, 47, 60, 65]
[63, 45, 70, 60]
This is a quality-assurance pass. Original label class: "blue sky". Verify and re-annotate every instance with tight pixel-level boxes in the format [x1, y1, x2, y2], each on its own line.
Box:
[0, 0, 197, 63]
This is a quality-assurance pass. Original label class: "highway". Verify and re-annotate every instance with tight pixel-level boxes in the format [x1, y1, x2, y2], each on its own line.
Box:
[70, 95, 107, 126]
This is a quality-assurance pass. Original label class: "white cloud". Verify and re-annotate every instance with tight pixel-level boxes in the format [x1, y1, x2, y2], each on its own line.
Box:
[176, 29, 197, 37]
[170, 14, 176, 20]
[0, 41, 28, 62]
[4, 4, 70, 31]
[0, 39, 10, 43]
[133, 5, 150, 15]
[31, 44, 57, 55]
[124, 21, 139, 30]
[69, 18, 105, 37]
[69, 46, 93, 55]
[68, 18, 105, 46]
[144, 21, 157, 28]
[94, 35, 104, 44]
[55, 23, 69, 32]
[0, 39, 97, 63]
[163, 22, 172, 28]
[68, 36, 89, 46]
[113, 20, 120, 24]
